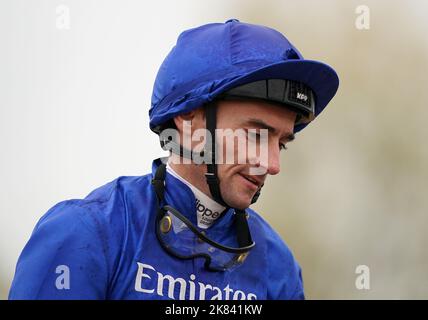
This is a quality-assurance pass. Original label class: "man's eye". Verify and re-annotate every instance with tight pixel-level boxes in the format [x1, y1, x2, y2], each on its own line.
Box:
[247, 131, 260, 142]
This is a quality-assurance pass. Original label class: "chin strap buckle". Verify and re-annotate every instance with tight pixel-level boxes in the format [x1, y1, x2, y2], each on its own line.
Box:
[204, 172, 219, 185]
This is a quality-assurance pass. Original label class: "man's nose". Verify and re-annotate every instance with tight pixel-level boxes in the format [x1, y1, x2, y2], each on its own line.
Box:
[267, 147, 281, 175]
[257, 143, 281, 176]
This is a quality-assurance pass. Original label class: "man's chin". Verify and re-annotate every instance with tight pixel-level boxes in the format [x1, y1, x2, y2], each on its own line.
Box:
[220, 180, 256, 209]
[222, 195, 253, 210]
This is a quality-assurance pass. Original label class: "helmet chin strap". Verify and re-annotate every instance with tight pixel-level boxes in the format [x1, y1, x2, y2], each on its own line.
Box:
[204, 101, 263, 207]
[204, 101, 229, 207]
[159, 101, 263, 208]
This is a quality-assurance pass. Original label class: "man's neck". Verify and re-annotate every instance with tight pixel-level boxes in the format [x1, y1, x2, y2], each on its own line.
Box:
[166, 155, 226, 229]
[167, 154, 213, 200]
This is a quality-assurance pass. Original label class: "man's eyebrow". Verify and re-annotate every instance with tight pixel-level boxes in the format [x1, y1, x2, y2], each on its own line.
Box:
[244, 118, 295, 141]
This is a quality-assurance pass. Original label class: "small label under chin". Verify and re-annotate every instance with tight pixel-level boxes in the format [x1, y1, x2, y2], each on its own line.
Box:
[195, 198, 222, 229]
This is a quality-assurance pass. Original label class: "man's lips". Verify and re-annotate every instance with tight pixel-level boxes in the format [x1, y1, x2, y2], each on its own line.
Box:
[239, 173, 264, 188]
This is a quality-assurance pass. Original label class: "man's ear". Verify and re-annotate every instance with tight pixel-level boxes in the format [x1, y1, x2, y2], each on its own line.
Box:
[173, 108, 205, 133]
[173, 110, 196, 132]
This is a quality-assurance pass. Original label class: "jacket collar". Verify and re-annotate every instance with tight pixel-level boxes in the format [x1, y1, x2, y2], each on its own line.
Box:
[151, 158, 235, 230]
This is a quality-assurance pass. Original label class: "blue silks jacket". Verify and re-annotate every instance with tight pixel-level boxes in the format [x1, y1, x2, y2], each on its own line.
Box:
[9, 159, 304, 300]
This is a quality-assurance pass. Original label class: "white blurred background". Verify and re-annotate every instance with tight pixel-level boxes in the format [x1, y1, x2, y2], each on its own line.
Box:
[1, 0, 427, 299]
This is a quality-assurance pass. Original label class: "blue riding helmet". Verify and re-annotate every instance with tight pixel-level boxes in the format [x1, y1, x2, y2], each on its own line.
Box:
[149, 19, 339, 134]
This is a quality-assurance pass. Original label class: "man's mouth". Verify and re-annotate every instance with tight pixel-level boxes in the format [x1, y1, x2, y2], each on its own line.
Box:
[239, 173, 263, 189]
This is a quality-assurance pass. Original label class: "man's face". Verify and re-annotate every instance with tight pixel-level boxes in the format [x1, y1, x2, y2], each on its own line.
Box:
[215, 99, 297, 209]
